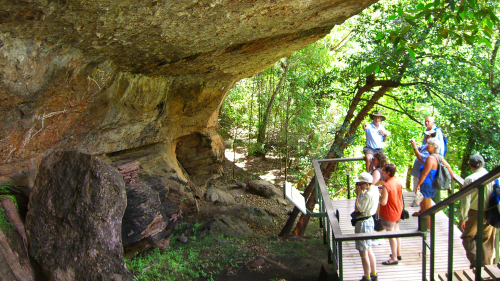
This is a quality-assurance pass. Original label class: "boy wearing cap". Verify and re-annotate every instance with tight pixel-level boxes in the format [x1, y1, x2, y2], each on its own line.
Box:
[459, 154, 496, 267]
[354, 172, 379, 281]
[363, 111, 389, 172]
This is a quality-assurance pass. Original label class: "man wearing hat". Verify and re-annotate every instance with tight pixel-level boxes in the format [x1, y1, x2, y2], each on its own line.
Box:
[354, 172, 379, 281]
[459, 154, 495, 268]
[363, 111, 389, 172]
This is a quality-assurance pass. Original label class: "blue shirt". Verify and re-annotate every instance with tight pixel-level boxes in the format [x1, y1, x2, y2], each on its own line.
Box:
[422, 125, 445, 157]
[365, 123, 386, 150]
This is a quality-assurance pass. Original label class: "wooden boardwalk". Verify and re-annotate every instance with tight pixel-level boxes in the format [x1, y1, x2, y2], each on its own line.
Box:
[332, 192, 471, 281]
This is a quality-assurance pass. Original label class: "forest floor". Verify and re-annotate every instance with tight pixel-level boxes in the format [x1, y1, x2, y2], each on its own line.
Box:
[194, 148, 333, 281]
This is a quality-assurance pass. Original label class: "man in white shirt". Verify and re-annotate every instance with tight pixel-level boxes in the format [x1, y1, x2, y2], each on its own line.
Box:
[354, 172, 379, 281]
[459, 154, 495, 268]
[362, 111, 389, 172]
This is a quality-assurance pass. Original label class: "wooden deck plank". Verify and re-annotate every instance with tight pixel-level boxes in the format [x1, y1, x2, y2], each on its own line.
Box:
[328, 192, 472, 281]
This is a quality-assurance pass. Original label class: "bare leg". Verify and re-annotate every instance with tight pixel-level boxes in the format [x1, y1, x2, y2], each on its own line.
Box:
[359, 250, 371, 277]
[395, 222, 401, 256]
[384, 225, 398, 263]
[368, 247, 377, 273]
[420, 198, 432, 229]
[365, 153, 373, 172]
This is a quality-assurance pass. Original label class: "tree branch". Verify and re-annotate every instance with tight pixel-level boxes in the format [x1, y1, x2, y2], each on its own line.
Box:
[360, 98, 423, 125]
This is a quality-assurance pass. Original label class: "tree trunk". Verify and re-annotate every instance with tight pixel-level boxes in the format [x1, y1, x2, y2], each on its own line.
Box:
[459, 129, 476, 178]
[256, 60, 291, 154]
[280, 76, 402, 237]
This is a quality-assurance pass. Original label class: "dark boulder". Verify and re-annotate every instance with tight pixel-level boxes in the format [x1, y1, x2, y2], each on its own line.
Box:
[122, 177, 181, 256]
[247, 180, 281, 199]
[25, 150, 132, 281]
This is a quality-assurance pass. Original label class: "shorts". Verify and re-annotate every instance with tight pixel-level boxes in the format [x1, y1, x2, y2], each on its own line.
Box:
[381, 216, 400, 228]
[420, 182, 436, 199]
[355, 217, 374, 251]
[363, 146, 382, 156]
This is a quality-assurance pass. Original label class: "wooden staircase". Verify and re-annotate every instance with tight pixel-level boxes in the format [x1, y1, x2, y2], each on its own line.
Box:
[436, 264, 500, 281]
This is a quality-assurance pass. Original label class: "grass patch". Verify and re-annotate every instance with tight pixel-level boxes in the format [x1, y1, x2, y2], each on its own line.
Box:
[126, 233, 253, 281]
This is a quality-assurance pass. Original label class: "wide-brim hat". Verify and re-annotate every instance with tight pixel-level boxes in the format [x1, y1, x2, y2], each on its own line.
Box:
[424, 129, 437, 137]
[369, 111, 386, 121]
[354, 172, 373, 184]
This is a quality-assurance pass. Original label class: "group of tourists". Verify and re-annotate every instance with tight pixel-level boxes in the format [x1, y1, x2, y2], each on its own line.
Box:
[352, 111, 496, 281]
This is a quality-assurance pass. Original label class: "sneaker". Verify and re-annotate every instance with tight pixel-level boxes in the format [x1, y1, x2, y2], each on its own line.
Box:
[359, 277, 372, 281]
[371, 273, 378, 281]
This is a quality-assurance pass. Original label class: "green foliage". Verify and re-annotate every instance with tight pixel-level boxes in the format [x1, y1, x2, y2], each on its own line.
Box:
[126, 234, 249, 281]
[219, 0, 500, 206]
[0, 183, 19, 237]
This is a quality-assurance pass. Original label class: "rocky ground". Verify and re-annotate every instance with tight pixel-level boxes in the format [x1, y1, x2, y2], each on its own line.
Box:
[179, 149, 333, 281]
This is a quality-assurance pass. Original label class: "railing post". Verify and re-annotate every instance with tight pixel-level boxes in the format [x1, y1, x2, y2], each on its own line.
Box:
[448, 200, 454, 280]
[430, 214, 435, 281]
[345, 173, 350, 199]
[339, 242, 343, 281]
[446, 182, 455, 280]
[423, 234, 427, 281]
[496, 228, 499, 264]
[475, 185, 485, 279]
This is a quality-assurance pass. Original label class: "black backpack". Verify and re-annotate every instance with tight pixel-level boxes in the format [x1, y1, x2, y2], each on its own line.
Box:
[430, 154, 451, 190]
[486, 181, 500, 228]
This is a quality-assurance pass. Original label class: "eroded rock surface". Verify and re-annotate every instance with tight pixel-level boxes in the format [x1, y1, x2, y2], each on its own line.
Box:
[25, 150, 132, 281]
[0, 0, 377, 189]
[247, 180, 282, 199]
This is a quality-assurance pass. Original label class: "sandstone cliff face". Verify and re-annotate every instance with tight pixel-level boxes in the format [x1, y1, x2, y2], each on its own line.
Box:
[0, 0, 376, 187]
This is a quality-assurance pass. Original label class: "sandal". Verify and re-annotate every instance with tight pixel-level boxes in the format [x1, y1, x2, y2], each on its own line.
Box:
[382, 260, 398, 265]
[412, 211, 421, 216]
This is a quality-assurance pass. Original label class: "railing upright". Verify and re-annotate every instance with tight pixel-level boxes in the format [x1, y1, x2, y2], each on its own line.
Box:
[345, 173, 351, 199]
[475, 184, 485, 280]
[447, 182, 454, 280]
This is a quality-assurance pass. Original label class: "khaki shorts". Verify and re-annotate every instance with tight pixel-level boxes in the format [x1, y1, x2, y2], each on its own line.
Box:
[381, 216, 400, 228]
[355, 217, 374, 251]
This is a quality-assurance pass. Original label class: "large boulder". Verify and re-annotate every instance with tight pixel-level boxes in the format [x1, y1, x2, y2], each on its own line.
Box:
[247, 180, 282, 199]
[25, 150, 132, 281]
[122, 178, 181, 254]
[205, 185, 237, 205]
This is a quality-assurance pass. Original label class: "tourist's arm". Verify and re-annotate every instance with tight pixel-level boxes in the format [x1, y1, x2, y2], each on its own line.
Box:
[459, 177, 473, 230]
[372, 169, 382, 185]
[410, 139, 423, 161]
[379, 186, 389, 206]
[442, 158, 455, 180]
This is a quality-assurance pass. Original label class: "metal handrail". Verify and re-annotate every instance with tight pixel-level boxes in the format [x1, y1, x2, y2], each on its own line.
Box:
[312, 158, 425, 281]
[419, 165, 500, 220]
[417, 165, 500, 281]
[312, 157, 500, 281]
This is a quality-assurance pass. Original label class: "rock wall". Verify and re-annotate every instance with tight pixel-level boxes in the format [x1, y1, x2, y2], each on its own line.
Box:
[0, 0, 377, 187]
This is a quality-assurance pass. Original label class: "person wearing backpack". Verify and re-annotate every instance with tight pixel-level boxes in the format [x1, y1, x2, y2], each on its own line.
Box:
[415, 138, 454, 229]
[459, 154, 496, 268]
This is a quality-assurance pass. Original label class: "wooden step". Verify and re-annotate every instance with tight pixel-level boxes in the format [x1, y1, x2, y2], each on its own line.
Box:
[473, 267, 494, 280]
[485, 264, 500, 280]
[455, 269, 473, 281]
[445, 272, 459, 281]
